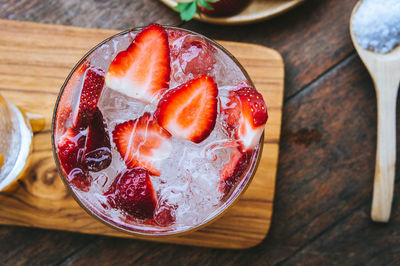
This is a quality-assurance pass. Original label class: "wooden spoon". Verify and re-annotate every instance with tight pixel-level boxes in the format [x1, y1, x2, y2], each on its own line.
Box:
[350, 1, 400, 222]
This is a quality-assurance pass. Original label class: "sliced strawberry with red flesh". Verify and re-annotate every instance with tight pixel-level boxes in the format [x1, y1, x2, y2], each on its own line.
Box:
[219, 148, 252, 195]
[155, 76, 218, 143]
[83, 108, 112, 172]
[104, 168, 157, 220]
[112, 113, 172, 176]
[105, 24, 170, 104]
[222, 87, 268, 152]
[56, 62, 89, 137]
[57, 127, 91, 191]
[236, 88, 268, 127]
[55, 105, 72, 138]
[57, 128, 85, 174]
[73, 67, 105, 130]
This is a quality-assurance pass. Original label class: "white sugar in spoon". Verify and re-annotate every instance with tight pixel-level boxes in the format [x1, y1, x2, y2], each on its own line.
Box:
[350, 1, 400, 222]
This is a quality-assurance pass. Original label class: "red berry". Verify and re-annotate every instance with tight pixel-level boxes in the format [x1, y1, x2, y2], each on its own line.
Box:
[105, 168, 158, 220]
[155, 76, 218, 143]
[57, 128, 92, 191]
[222, 87, 268, 151]
[55, 105, 72, 137]
[67, 168, 92, 192]
[83, 108, 112, 172]
[73, 67, 105, 130]
[56, 62, 89, 137]
[105, 24, 170, 104]
[112, 113, 172, 176]
[219, 148, 252, 195]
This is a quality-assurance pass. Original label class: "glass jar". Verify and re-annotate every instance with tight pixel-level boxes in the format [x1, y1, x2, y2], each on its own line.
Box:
[0, 94, 33, 191]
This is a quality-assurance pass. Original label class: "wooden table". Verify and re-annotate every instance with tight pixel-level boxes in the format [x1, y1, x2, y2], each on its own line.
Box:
[1, 0, 399, 264]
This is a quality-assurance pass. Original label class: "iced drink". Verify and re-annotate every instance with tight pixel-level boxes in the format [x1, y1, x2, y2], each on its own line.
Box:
[53, 24, 268, 235]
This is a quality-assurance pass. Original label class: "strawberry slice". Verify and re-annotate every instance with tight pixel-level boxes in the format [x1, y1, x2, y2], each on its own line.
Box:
[222, 87, 268, 152]
[83, 108, 112, 172]
[155, 76, 218, 143]
[56, 62, 89, 137]
[57, 127, 91, 192]
[57, 128, 86, 175]
[219, 148, 252, 195]
[104, 168, 157, 220]
[105, 24, 170, 104]
[112, 113, 172, 176]
[73, 67, 105, 130]
[55, 105, 72, 138]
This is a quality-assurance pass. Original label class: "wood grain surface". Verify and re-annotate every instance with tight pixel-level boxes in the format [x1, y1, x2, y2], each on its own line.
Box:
[350, 13, 400, 222]
[0, 19, 283, 249]
[1, 0, 400, 265]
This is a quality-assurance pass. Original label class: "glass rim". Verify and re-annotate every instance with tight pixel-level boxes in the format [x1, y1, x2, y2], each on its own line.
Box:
[51, 25, 264, 237]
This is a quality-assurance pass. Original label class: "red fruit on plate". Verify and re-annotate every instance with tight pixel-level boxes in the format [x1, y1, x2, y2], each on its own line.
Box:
[155, 76, 218, 143]
[105, 168, 157, 220]
[219, 148, 252, 195]
[112, 113, 172, 176]
[222, 87, 268, 152]
[57, 127, 91, 191]
[73, 67, 105, 130]
[199, 0, 250, 17]
[83, 108, 112, 172]
[105, 24, 170, 104]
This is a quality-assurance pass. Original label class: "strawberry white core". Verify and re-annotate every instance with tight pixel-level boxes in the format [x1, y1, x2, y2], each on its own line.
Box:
[238, 120, 264, 151]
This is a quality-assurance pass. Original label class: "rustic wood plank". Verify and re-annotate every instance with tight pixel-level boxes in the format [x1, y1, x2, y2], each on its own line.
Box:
[281, 200, 400, 265]
[0, 19, 283, 249]
[0, 227, 97, 265]
[183, 0, 359, 99]
[253, 54, 381, 264]
[1, 0, 396, 265]
[0, 0, 182, 29]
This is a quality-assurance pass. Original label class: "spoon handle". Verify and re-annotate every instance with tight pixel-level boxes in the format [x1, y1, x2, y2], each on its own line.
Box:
[371, 82, 398, 222]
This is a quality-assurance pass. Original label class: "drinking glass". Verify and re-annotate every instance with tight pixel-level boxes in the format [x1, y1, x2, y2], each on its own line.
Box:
[0, 94, 33, 191]
[52, 26, 264, 236]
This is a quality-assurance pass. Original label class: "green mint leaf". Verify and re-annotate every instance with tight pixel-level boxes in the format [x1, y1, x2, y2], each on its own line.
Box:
[180, 1, 197, 21]
[173, 2, 192, 13]
[198, 0, 213, 10]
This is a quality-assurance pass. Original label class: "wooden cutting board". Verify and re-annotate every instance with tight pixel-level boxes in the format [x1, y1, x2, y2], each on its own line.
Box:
[0, 19, 283, 249]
